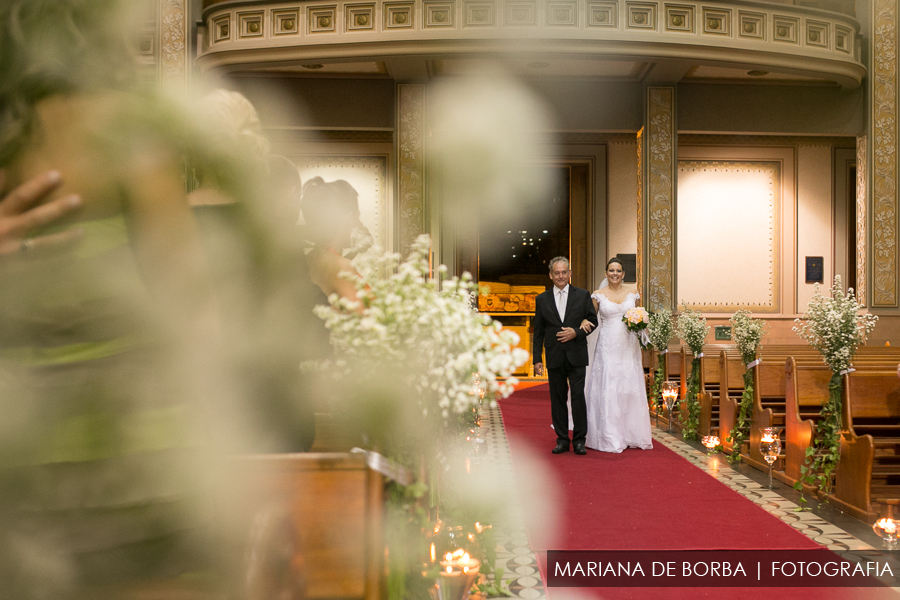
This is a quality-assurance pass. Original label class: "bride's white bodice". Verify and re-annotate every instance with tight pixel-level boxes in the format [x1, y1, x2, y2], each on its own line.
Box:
[584, 291, 653, 452]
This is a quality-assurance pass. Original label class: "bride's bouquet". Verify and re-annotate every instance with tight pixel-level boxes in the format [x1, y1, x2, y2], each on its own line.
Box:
[623, 307, 651, 349]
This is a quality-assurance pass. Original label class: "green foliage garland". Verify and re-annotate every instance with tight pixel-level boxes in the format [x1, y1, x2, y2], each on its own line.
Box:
[793, 373, 844, 507]
[725, 369, 754, 464]
[681, 357, 702, 440]
[649, 353, 666, 411]
[647, 309, 675, 412]
[791, 277, 877, 509]
[724, 310, 768, 463]
[675, 305, 708, 441]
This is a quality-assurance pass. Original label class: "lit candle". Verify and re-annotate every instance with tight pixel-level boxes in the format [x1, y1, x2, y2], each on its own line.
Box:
[877, 518, 897, 535]
[761, 433, 777, 443]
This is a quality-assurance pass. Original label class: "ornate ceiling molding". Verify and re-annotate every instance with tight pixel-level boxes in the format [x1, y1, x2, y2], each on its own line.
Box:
[196, 0, 864, 88]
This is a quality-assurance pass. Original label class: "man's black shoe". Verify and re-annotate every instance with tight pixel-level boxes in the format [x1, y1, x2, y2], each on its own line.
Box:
[552, 442, 570, 454]
[574, 442, 587, 455]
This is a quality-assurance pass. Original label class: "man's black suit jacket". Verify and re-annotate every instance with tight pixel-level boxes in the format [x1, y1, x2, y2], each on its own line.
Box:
[532, 285, 598, 369]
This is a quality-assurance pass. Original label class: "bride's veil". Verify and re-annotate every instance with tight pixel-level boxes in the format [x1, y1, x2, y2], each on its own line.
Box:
[598, 277, 609, 290]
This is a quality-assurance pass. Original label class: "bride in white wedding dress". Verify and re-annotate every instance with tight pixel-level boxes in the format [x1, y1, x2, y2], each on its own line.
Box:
[579, 257, 653, 453]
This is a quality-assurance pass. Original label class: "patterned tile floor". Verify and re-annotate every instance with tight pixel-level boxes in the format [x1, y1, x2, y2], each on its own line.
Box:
[482, 403, 900, 599]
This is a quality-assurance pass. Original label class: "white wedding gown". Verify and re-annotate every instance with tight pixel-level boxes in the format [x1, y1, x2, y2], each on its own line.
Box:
[583, 291, 653, 453]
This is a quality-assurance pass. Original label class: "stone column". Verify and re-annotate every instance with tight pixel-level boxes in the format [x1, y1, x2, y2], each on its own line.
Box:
[636, 128, 644, 295]
[397, 84, 426, 255]
[643, 86, 677, 313]
[857, 135, 868, 306]
[872, 0, 898, 308]
[159, 0, 190, 96]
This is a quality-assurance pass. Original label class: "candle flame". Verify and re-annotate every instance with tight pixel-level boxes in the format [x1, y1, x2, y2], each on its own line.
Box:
[445, 552, 453, 561]
[474, 522, 483, 533]
[446, 565, 452, 574]
[464, 566, 469, 573]
[761, 434, 776, 443]
[877, 518, 897, 534]
[430, 543, 436, 562]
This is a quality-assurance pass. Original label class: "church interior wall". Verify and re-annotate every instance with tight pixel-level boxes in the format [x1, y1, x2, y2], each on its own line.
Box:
[606, 138, 639, 266]
[223, 76, 396, 130]
[678, 83, 865, 136]
[208, 71, 900, 344]
[797, 142, 839, 313]
[528, 80, 643, 132]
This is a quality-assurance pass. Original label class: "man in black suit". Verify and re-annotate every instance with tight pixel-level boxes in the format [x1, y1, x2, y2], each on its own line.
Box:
[533, 257, 598, 455]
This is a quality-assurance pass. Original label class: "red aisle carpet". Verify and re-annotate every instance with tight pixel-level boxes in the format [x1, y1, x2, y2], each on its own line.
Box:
[498, 384, 894, 600]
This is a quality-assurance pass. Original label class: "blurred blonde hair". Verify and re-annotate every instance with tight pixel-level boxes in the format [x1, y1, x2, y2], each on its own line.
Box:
[197, 89, 270, 165]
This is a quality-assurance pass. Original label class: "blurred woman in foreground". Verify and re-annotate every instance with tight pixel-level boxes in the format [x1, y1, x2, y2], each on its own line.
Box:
[0, 2, 221, 597]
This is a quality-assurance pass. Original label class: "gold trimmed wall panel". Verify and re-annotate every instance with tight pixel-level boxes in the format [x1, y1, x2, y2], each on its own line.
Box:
[857, 135, 867, 307]
[676, 161, 780, 313]
[646, 86, 675, 312]
[873, 0, 897, 307]
[398, 84, 426, 254]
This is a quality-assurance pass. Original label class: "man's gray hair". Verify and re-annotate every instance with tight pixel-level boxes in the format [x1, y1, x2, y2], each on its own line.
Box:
[549, 256, 570, 271]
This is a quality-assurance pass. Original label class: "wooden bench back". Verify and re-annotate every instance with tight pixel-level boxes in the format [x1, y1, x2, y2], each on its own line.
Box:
[666, 349, 682, 377]
[233, 453, 383, 600]
[758, 362, 786, 397]
[793, 365, 832, 407]
[846, 372, 900, 419]
[722, 356, 744, 389]
[701, 355, 719, 387]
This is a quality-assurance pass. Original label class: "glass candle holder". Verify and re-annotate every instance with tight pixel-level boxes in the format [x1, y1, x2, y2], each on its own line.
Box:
[661, 381, 679, 433]
[702, 435, 720, 455]
[758, 427, 782, 489]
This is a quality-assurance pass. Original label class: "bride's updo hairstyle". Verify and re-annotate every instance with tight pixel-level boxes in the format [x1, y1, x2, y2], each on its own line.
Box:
[606, 257, 625, 271]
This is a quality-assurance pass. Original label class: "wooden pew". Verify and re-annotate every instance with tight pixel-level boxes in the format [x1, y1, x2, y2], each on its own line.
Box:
[745, 361, 787, 476]
[232, 453, 384, 599]
[718, 351, 746, 453]
[833, 370, 900, 523]
[783, 357, 832, 485]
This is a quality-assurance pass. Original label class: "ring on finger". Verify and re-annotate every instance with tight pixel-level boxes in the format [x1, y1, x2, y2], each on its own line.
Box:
[19, 238, 34, 252]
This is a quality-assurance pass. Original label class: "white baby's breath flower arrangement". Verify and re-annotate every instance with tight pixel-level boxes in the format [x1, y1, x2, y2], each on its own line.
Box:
[313, 234, 528, 436]
[312, 235, 528, 599]
[647, 309, 675, 410]
[731, 309, 768, 366]
[676, 305, 709, 356]
[647, 309, 675, 353]
[792, 275, 877, 505]
[793, 275, 877, 375]
[726, 310, 769, 463]
[675, 304, 709, 440]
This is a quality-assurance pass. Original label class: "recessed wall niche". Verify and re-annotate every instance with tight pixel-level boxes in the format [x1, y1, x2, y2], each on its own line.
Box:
[676, 160, 781, 312]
